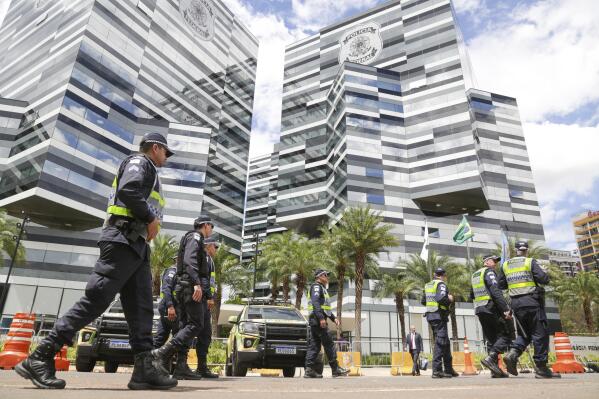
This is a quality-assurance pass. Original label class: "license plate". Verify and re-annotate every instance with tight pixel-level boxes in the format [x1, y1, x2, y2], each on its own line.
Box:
[275, 346, 296, 355]
[108, 339, 131, 349]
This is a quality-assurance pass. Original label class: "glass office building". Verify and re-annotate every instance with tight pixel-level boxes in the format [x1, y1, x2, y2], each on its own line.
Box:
[0, 0, 257, 319]
[247, 0, 552, 346]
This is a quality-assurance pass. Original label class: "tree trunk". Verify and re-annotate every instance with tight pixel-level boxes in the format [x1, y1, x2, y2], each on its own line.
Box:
[282, 277, 290, 303]
[152, 271, 161, 297]
[270, 283, 279, 304]
[583, 299, 594, 333]
[295, 275, 305, 310]
[336, 266, 346, 339]
[395, 293, 406, 349]
[450, 302, 459, 351]
[354, 253, 365, 354]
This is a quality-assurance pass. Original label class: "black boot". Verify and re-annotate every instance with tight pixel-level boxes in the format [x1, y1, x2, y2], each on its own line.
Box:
[502, 348, 520, 376]
[432, 371, 452, 378]
[304, 366, 323, 378]
[151, 341, 178, 375]
[196, 358, 219, 378]
[535, 362, 561, 379]
[330, 361, 349, 377]
[15, 340, 65, 389]
[446, 368, 459, 377]
[481, 352, 504, 378]
[172, 351, 202, 380]
[128, 351, 178, 390]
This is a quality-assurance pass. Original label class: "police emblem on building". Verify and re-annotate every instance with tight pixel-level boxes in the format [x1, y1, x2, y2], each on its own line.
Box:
[338, 22, 383, 65]
[179, 0, 215, 41]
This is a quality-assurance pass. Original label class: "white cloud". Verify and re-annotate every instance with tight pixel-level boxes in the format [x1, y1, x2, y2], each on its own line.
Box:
[466, 0, 599, 122]
[452, 0, 483, 14]
[291, 0, 379, 31]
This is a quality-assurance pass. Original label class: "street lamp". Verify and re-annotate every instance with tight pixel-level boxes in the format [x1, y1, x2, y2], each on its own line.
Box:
[0, 211, 29, 317]
[251, 232, 263, 300]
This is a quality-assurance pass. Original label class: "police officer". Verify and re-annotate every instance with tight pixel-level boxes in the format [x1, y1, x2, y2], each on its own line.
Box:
[15, 133, 177, 390]
[153, 215, 213, 380]
[471, 255, 512, 378]
[497, 241, 561, 379]
[422, 268, 457, 378]
[305, 269, 349, 378]
[154, 256, 179, 349]
[193, 235, 219, 378]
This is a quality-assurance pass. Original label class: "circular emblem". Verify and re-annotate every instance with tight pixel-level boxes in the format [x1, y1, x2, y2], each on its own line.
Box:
[338, 22, 383, 65]
[179, 0, 215, 41]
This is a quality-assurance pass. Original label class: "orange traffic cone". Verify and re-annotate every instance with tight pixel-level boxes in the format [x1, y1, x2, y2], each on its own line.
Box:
[0, 313, 36, 370]
[462, 337, 478, 375]
[54, 345, 70, 371]
[552, 332, 585, 374]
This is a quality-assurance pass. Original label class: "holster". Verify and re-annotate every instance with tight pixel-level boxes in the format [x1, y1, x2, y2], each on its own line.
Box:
[126, 220, 147, 241]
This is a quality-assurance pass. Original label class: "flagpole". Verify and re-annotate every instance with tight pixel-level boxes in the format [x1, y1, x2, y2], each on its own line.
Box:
[466, 237, 472, 271]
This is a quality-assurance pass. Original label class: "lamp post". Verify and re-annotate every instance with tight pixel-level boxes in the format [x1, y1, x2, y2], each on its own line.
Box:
[251, 232, 263, 300]
[0, 211, 29, 317]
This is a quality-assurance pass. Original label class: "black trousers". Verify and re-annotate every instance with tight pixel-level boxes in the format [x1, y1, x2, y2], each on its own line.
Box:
[429, 319, 452, 373]
[512, 307, 549, 363]
[153, 311, 179, 349]
[171, 297, 206, 349]
[194, 301, 212, 360]
[410, 350, 420, 374]
[478, 312, 513, 354]
[48, 242, 153, 353]
[305, 324, 336, 368]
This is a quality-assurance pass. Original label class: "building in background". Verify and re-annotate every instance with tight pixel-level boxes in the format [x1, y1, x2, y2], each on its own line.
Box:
[242, 0, 553, 347]
[548, 249, 581, 276]
[0, 0, 257, 321]
[573, 210, 599, 272]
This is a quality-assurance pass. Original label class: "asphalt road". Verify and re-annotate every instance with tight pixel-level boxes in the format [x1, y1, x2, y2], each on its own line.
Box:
[1, 369, 598, 399]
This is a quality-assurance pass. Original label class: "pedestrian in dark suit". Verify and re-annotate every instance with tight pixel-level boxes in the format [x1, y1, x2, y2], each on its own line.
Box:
[405, 325, 423, 376]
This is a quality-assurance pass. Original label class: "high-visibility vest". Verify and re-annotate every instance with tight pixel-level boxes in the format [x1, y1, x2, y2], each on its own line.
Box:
[307, 284, 332, 312]
[471, 267, 491, 309]
[502, 257, 536, 297]
[104, 155, 165, 236]
[425, 279, 448, 312]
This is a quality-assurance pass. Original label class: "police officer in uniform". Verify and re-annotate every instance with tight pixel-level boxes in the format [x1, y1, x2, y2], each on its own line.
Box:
[154, 256, 179, 349]
[422, 268, 457, 378]
[15, 133, 177, 390]
[471, 255, 512, 378]
[193, 236, 219, 378]
[305, 269, 349, 378]
[497, 241, 561, 379]
[153, 215, 213, 380]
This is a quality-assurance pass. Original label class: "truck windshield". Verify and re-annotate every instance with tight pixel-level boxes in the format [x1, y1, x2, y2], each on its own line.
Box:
[247, 307, 303, 321]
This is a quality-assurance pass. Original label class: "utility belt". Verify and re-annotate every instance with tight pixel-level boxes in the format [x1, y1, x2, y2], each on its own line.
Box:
[107, 215, 147, 242]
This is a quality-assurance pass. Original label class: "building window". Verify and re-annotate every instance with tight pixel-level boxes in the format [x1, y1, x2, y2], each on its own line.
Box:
[366, 193, 385, 205]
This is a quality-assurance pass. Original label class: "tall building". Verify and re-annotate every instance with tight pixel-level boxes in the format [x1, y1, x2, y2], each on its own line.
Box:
[548, 249, 581, 276]
[0, 0, 257, 319]
[246, 0, 552, 344]
[573, 210, 599, 272]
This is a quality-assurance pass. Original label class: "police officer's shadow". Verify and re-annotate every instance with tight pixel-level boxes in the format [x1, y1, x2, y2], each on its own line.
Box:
[36, 386, 224, 392]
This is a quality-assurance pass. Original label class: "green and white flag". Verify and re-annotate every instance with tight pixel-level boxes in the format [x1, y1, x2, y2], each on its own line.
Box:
[453, 215, 474, 244]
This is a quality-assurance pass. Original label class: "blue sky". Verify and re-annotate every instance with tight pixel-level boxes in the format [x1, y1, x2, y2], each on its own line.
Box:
[0, 0, 597, 251]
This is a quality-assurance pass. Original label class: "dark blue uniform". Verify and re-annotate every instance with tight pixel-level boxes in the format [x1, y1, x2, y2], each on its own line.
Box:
[305, 282, 337, 369]
[47, 154, 160, 354]
[154, 266, 179, 348]
[194, 253, 215, 361]
[497, 258, 550, 363]
[471, 268, 513, 355]
[422, 281, 453, 374]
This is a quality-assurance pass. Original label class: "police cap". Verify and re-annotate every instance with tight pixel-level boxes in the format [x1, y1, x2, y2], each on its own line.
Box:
[483, 254, 501, 263]
[140, 132, 174, 158]
[434, 268, 446, 276]
[515, 240, 529, 251]
[194, 214, 214, 229]
[314, 268, 329, 279]
[204, 236, 220, 248]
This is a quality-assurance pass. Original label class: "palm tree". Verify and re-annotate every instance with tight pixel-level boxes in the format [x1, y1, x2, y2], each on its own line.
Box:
[493, 237, 549, 260]
[445, 262, 470, 350]
[261, 231, 295, 302]
[373, 269, 418, 346]
[319, 224, 352, 338]
[335, 206, 398, 351]
[150, 234, 179, 296]
[0, 209, 26, 265]
[211, 242, 239, 336]
[558, 272, 599, 332]
[288, 236, 319, 309]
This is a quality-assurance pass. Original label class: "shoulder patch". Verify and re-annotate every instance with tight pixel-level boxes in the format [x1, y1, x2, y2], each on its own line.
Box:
[313, 285, 320, 292]
[168, 271, 175, 278]
[127, 165, 140, 173]
[193, 232, 201, 241]
[129, 159, 141, 164]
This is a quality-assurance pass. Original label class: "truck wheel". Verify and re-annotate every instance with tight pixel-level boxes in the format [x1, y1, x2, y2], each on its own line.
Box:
[283, 367, 296, 378]
[225, 353, 233, 376]
[232, 345, 247, 377]
[75, 356, 96, 372]
[104, 361, 119, 373]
